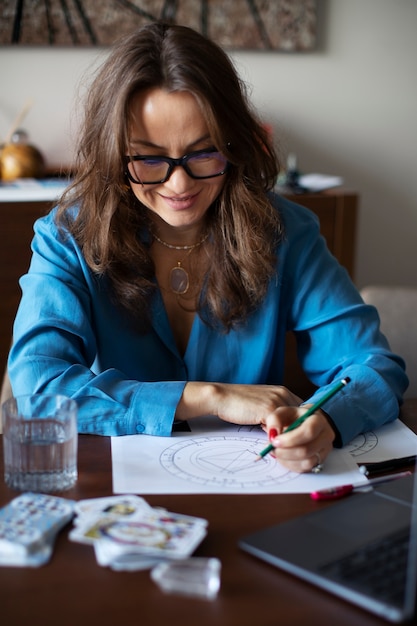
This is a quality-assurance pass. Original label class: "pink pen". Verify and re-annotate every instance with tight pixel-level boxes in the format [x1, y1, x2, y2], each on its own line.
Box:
[310, 470, 412, 501]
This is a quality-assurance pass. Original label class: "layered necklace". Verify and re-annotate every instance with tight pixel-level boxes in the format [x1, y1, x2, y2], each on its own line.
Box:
[152, 231, 209, 295]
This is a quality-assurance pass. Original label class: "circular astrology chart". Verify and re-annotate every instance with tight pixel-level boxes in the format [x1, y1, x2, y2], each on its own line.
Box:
[159, 435, 299, 488]
[345, 431, 379, 457]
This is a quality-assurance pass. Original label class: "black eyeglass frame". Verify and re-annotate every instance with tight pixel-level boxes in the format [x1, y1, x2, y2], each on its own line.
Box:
[124, 147, 230, 185]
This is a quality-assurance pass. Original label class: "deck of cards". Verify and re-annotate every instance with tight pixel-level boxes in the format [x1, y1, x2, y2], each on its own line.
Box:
[0, 493, 75, 567]
[69, 495, 208, 571]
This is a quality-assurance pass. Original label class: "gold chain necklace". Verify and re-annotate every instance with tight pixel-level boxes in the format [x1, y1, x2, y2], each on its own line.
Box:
[152, 232, 208, 295]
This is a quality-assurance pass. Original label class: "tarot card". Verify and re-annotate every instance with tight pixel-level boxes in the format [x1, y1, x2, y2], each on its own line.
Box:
[91, 510, 208, 560]
[70, 495, 157, 544]
[74, 495, 152, 524]
[0, 493, 75, 567]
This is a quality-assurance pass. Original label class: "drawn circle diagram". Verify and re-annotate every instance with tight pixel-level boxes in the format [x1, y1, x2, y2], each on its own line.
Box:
[346, 431, 378, 457]
[159, 436, 299, 488]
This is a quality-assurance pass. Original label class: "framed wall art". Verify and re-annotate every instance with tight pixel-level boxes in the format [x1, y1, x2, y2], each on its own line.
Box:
[0, 0, 316, 51]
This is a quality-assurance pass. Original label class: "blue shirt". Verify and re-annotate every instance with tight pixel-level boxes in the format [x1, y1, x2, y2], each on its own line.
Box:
[8, 193, 408, 444]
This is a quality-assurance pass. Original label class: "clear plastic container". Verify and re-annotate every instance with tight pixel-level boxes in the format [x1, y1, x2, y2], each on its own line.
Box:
[151, 557, 221, 600]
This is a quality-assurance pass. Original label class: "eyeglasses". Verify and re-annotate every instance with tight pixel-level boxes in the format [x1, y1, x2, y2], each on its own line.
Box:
[124, 147, 229, 184]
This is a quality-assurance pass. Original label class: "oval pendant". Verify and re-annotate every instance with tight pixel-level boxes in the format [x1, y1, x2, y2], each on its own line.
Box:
[170, 265, 189, 295]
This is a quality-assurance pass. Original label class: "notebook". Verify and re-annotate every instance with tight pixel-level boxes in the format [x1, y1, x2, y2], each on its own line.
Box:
[239, 473, 417, 623]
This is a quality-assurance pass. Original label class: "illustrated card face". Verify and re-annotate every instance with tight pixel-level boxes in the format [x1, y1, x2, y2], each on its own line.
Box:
[93, 514, 207, 559]
[70, 517, 117, 544]
[70, 495, 158, 544]
[69, 495, 209, 569]
[74, 495, 152, 523]
[70, 508, 207, 557]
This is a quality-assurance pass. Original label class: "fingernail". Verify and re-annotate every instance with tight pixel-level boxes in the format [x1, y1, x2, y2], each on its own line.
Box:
[269, 428, 278, 441]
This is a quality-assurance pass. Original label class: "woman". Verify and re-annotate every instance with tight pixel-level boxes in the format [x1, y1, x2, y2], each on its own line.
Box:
[8, 22, 407, 473]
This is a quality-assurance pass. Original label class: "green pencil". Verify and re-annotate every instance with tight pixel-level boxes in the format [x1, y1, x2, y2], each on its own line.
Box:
[255, 377, 351, 461]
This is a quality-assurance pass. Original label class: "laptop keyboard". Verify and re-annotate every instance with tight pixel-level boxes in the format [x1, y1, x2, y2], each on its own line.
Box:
[319, 528, 410, 606]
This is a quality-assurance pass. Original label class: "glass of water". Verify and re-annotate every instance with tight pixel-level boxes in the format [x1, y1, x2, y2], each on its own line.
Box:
[2, 395, 78, 492]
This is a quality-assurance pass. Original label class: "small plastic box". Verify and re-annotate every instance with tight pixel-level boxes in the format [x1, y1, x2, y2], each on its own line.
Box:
[151, 557, 221, 600]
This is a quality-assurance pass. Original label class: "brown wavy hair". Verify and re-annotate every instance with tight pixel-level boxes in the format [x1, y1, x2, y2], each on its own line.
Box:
[57, 21, 283, 332]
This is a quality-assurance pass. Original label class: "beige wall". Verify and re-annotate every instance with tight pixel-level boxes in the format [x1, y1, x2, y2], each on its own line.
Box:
[0, 0, 416, 289]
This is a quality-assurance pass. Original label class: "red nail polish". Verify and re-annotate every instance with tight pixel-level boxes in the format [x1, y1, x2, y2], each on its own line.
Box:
[269, 428, 278, 441]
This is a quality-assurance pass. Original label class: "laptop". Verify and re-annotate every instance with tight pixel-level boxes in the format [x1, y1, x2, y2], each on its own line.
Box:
[239, 473, 417, 623]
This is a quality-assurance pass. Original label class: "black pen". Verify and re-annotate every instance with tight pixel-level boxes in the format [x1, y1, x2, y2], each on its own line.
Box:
[359, 455, 417, 477]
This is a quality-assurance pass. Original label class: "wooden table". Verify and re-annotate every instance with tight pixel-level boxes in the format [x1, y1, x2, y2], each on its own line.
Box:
[1, 400, 415, 626]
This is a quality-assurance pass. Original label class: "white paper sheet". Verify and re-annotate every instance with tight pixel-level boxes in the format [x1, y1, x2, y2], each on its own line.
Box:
[111, 417, 363, 494]
[345, 419, 417, 463]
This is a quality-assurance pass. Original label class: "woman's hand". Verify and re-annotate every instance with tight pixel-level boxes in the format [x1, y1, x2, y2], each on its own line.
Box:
[176, 382, 336, 473]
[264, 406, 336, 473]
[177, 381, 303, 426]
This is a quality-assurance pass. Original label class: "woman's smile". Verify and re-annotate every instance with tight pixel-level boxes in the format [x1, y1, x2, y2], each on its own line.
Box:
[159, 190, 201, 211]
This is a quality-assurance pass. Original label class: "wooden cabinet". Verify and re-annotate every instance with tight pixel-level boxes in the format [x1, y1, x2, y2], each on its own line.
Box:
[283, 189, 358, 280]
[1, 200, 53, 374]
[0, 190, 358, 396]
